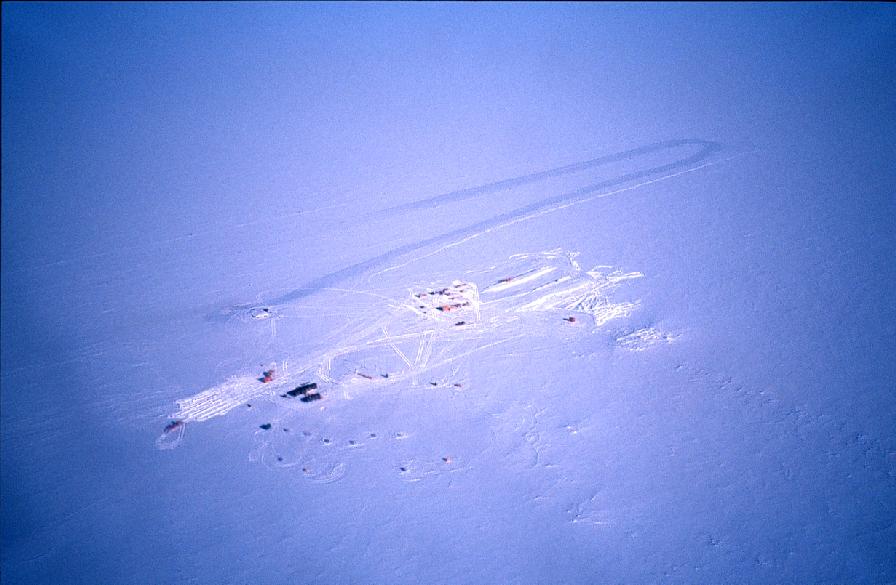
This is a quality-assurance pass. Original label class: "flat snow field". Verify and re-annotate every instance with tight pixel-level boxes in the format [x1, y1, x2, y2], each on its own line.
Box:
[2, 4, 895, 585]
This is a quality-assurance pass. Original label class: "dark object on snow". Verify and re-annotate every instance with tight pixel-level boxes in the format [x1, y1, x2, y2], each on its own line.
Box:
[455, 321, 466, 326]
[259, 369, 275, 383]
[563, 316, 577, 323]
[164, 420, 184, 433]
[285, 382, 318, 397]
[259, 423, 272, 430]
[301, 392, 322, 403]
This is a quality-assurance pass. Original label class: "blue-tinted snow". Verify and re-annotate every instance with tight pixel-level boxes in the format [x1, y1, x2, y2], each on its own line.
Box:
[2, 4, 895, 584]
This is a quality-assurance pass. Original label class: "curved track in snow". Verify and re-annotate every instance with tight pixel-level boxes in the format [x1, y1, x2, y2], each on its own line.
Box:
[266, 139, 734, 305]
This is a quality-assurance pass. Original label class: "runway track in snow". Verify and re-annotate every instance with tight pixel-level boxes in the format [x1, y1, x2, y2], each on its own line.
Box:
[266, 139, 744, 305]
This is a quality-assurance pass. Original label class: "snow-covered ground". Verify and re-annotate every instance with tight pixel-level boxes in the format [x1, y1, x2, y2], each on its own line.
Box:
[3, 4, 895, 584]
